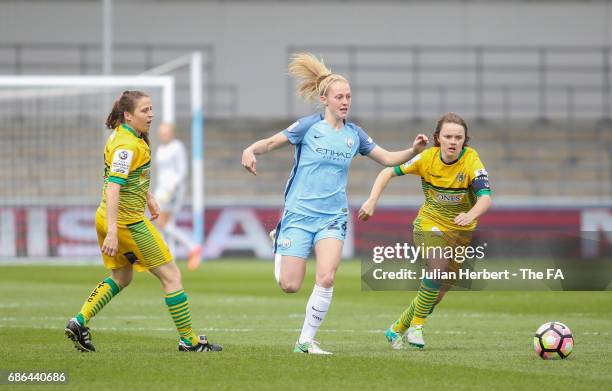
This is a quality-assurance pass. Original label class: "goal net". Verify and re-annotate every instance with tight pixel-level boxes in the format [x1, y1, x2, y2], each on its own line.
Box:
[0, 75, 174, 259]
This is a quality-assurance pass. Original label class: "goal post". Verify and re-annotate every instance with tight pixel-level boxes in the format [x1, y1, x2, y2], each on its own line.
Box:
[0, 74, 175, 205]
[0, 74, 176, 260]
[0, 75, 175, 123]
[0, 52, 207, 262]
[189, 52, 205, 253]
[140, 51, 205, 249]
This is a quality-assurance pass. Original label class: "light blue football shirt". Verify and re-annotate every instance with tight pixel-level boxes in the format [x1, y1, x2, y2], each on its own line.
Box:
[281, 113, 376, 217]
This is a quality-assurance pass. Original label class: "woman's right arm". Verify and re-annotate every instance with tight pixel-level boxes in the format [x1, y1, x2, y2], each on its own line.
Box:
[102, 182, 120, 257]
[242, 131, 290, 176]
[358, 167, 398, 221]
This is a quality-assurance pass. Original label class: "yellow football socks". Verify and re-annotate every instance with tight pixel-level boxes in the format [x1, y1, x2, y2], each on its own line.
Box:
[164, 289, 199, 346]
[76, 277, 122, 326]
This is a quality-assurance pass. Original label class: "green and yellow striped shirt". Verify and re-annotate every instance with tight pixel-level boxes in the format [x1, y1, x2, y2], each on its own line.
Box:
[394, 146, 491, 231]
[97, 124, 151, 226]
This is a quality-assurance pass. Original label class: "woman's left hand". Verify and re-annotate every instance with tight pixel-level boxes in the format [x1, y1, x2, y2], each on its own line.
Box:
[454, 212, 474, 226]
[358, 198, 377, 221]
[412, 134, 429, 153]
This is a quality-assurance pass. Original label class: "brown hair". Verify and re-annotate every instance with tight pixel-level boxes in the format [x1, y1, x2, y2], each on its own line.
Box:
[433, 112, 470, 147]
[105, 90, 150, 145]
[288, 53, 348, 103]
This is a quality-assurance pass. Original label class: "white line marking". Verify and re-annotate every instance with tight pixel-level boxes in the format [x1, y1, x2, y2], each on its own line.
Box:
[0, 324, 608, 336]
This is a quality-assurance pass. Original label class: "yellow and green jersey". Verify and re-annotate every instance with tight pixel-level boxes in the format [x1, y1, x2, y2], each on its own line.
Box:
[394, 146, 491, 232]
[97, 124, 151, 226]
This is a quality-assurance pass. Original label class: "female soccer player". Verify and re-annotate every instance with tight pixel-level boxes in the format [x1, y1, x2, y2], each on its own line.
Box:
[358, 112, 492, 349]
[65, 91, 221, 353]
[154, 122, 202, 271]
[242, 53, 428, 354]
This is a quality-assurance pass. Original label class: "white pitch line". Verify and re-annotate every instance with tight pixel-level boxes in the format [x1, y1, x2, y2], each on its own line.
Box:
[0, 315, 160, 321]
[0, 324, 608, 336]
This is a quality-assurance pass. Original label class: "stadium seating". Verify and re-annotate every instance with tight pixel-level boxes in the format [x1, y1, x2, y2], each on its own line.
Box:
[0, 118, 608, 202]
[204, 119, 611, 202]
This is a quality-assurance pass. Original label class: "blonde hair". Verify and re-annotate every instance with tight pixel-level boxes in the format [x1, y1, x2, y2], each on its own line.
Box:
[288, 53, 348, 102]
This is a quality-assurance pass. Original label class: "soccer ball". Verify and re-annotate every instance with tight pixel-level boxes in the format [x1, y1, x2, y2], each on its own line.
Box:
[533, 321, 574, 360]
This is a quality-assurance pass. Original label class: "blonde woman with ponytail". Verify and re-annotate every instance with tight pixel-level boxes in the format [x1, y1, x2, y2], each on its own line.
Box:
[242, 53, 429, 354]
[65, 91, 222, 353]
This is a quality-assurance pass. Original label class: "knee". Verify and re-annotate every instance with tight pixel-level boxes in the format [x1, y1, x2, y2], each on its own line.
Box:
[315, 272, 336, 289]
[115, 276, 132, 289]
[154, 263, 183, 291]
[279, 280, 301, 294]
[435, 289, 448, 305]
[112, 272, 133, 289]
[165, 270, 183, 289]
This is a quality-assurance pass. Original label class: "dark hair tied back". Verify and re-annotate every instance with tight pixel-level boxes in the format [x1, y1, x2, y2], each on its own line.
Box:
[105, 90, 149, 130]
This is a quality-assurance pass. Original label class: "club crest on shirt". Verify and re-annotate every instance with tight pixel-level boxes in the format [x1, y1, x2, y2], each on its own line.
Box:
[281, 237, 291, 249]
[346, 137, 354, 148]
[456, 172, 466, 183]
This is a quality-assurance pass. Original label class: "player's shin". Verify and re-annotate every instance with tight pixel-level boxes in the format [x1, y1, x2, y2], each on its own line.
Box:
[164, 289, 199, 346]
[393, 298, 416, 334]
[75, 277, 122, 326]
[274, 253, 282, 283]
[410, 278, 441, 326]
[298, 284, 333, 343]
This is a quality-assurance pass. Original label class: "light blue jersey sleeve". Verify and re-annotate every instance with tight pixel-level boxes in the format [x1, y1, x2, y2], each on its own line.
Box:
[282, 113, 323, 145]
[348, 123, 377, 155]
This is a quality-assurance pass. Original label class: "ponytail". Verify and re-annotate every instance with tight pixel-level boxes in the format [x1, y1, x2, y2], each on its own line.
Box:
[105, 90, 150, 145]
[105, 98, 124, 129]
[288, 53, 348, 102]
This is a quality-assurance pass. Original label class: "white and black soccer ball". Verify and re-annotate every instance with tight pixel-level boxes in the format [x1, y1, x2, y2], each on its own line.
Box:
[533, 321, 574, 360]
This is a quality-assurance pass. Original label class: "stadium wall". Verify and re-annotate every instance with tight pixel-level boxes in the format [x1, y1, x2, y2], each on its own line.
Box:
[1, 1, 612, 117]
[0, 206, 609, 260]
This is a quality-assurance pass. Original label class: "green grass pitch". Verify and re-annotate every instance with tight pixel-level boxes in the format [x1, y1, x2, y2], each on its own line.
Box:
[1, 260, 611, 390]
